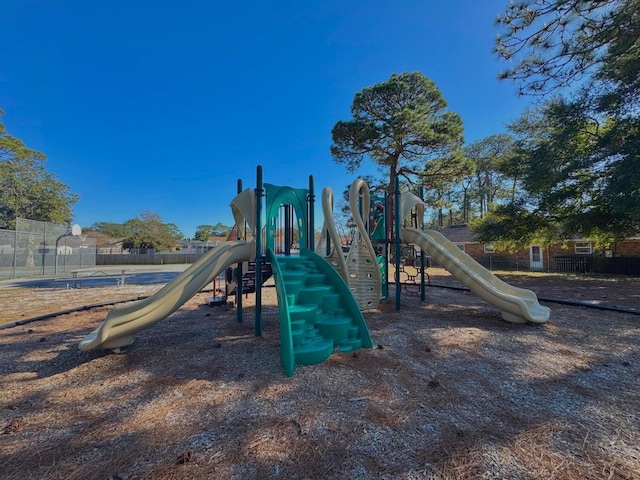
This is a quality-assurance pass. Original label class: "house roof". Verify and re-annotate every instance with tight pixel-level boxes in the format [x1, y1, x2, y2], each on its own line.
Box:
[207, 236, 228, 244]
[226, 225, 239, 241]
[437, 224, 478, 243]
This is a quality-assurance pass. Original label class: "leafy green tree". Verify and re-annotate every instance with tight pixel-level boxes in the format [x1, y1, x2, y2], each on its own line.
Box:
[166, 222, 183, 240]
[476, 101, 638, 246]
[494, 0, 640, 97]
[491, 0, 640, 244]
[122, 212, 183, 252]
[463, 134, 515, 218]
[422, 155, 475, 227]
[0, 109, 78, 229]
[330, 72, 465, 195]
[194, 222, 232, 241]
[90, 221, 132, 238]
[471, 199, 562, 252]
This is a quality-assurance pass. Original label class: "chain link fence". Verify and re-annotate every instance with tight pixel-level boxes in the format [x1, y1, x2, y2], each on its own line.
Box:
[0, 218, 96, 281]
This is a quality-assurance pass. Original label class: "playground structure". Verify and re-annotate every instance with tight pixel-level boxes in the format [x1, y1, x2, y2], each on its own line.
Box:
[315, 179, 382, 310]
[78, 169, 549, 376]
[397, 186, 550, 324]
[79, 167, 374, 377]
[314, 176, 550, 324]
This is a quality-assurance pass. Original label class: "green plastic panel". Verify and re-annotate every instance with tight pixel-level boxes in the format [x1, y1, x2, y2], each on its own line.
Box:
[377, 255, 388, 299]
[267, 248, 295, 377]
[370, 194, 386, 241]
[264, 183, 309, 253]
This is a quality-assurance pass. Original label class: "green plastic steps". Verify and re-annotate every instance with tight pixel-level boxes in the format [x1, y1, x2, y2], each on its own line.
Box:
[338, 338, 363, 352]
[305, 273, 327, 285]
[298, 285, 334, 305]
[283, 280, 305, 298]
[289, 304, 317, 323]
[315, 316, 352, 343]
[294, 339, 334, 365]
[291, 327, 306, 346]
[291, 319, 305, 329]
[268, 248, 374, 377]
[282, 270, 307, 282]
[322, 294, 341, 315]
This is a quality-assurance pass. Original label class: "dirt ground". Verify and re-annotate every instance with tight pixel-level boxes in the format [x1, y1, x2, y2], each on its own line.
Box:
[1, 268, 639, 479]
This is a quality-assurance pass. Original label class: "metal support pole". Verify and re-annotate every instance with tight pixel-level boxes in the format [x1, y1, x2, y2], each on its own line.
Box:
[255, 166, 264, 337]
[395, 177, 401, 311]
[63, 236, 67, 272]
[384, 190, 389, 293]
[308, 175, 314, 251]
[54, 230, 68, 275]
[284, 205, 291, 255]
[42, 223, 46, 275]
[12, 230, 17, 279]
[236, 178, 243, 323]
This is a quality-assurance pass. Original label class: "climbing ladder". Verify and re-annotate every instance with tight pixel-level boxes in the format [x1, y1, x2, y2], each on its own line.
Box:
[225, 258, 273, 296]
[268, 248, 373, 377]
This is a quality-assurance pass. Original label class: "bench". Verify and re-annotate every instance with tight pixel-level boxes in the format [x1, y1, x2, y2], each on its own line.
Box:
[59, 269, 132, 288]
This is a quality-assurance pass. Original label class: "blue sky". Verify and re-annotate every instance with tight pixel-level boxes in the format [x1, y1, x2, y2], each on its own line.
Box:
[1, 0, 531, 238]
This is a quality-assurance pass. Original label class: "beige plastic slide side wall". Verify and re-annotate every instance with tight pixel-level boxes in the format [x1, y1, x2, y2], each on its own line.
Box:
[315, 186, 349, 282]
[230, 188, 256, 239]
[401, 227, 550, 324]
[79, 240, 256, 351]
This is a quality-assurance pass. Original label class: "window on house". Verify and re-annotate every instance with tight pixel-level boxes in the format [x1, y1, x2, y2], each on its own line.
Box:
[455, 244, 465, 252]
[484, 244, 495, 253]
[575, 242, 592, 254]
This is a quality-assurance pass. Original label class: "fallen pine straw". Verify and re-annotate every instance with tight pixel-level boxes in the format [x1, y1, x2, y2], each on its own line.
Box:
[1, 276, 639, 479]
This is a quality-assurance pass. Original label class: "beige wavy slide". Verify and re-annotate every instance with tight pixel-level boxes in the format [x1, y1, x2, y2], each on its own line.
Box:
[400, 227, 550, 324]
[315, 186, 349, 282]
[80, 188, 257, 352]
[399, 191, 549, 324]
[78, 239, 255, 351]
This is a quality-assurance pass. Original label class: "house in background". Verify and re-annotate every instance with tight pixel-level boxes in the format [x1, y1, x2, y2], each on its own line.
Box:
[432, 224, 640, 275]
[436, 224, 543, 270]
[179, 235, 230, 254]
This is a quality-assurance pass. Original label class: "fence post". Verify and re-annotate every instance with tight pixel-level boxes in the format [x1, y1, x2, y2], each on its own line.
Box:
[12, 230, 17, 279]
[41, 222, 46, 275]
